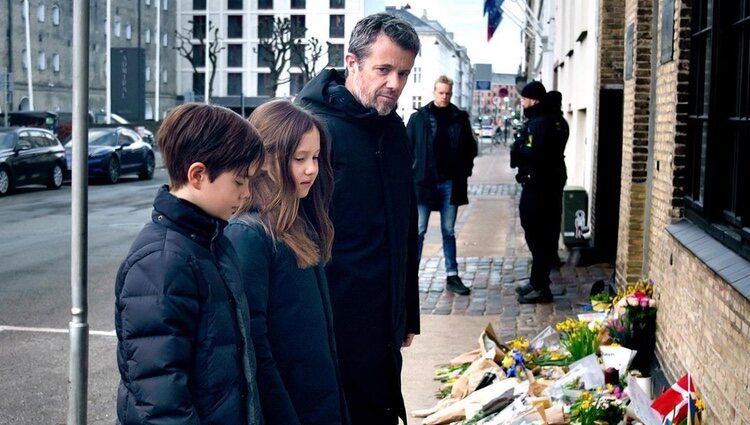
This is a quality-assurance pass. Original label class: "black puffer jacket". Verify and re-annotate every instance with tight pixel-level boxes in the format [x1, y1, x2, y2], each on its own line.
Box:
[510, 104, 568, 189]
[226, 212, 349, 425]
[297, 69, 420, 423]
[115, 185, 262, 425]
[406, 101, 478, 207]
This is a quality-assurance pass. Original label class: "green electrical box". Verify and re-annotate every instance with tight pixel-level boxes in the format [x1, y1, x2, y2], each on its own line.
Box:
[561, 186, 589, 247]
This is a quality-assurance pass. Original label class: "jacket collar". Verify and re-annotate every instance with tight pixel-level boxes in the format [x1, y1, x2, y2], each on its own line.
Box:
[152, 185, 226, 243]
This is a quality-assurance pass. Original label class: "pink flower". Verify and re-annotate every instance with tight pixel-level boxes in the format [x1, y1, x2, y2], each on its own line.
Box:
[627, 296, 639, 307]
[640, 298, 650, 308]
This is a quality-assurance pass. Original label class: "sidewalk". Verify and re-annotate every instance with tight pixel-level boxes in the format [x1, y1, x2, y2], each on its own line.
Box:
[401, 142, 614, 418]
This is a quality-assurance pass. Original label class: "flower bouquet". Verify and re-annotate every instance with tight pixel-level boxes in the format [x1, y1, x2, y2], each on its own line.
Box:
[590, 290, 614, 312]
[570, 388, 626, 425]
[555, 319, 602, 362]
[611, 279, 657, 373]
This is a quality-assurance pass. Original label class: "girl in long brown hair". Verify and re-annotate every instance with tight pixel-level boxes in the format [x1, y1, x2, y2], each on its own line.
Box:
[225, 100, 348, 425]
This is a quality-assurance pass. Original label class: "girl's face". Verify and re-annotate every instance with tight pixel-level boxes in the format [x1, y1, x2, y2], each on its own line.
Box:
[291, 128, 320, 198]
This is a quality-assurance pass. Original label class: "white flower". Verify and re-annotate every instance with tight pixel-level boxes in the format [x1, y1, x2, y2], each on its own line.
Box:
[648, 299, 656, 308]
[627, 296, 639, 307]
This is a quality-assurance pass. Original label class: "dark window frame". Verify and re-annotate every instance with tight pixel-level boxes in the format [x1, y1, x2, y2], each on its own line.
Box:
[685, 0, 750, 261]
[330, 0, 344, 8]
[329, 15, 345, 38]
[258, 15, 274, 39]
[227, 0, 243, 10]
[291, 15, 306, 39]
[227, 44, 243, 67]
[227, 15, 243, 39]
[327, 43, 344, 67]
[227, 73, 243, 95]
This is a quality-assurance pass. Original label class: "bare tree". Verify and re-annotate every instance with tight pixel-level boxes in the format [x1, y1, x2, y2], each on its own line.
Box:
[174, 20, 225, 98]
[292, 37, 325, 84]
[256, 17, 293, 96]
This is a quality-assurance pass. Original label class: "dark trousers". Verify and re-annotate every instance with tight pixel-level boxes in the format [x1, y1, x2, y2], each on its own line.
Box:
[519, 185, 563, 292]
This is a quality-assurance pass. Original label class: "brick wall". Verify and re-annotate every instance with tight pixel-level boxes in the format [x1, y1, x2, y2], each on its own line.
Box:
[616, 0, 652, 284]
[624, 0, 750, 422]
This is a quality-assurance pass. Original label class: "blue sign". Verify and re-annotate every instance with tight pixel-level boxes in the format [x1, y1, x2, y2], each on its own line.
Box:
[475, 80, 491, 91]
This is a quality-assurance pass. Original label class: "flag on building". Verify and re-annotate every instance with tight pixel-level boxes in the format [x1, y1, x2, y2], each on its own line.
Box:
[483, 0, 505, 41]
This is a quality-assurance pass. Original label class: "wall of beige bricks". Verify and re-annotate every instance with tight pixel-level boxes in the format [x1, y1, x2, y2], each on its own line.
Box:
[616, 0, 750, 422]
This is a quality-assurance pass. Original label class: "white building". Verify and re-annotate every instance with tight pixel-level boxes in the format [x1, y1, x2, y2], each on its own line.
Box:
[176, 0, 384, 101]
[385, 7, 473, 121]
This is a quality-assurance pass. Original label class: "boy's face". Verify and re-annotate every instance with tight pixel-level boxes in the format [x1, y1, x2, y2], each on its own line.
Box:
[197, 170, 250, 220]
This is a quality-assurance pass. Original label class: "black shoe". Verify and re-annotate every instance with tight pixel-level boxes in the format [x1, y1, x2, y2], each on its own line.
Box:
[518, 289, 553, 304]
[446, 275, 471, 295]
[515, 283, 534, 296]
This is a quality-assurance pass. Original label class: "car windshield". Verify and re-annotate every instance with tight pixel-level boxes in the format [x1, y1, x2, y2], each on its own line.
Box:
[0, 133, 14, 150]
[89, 130, 118, 147]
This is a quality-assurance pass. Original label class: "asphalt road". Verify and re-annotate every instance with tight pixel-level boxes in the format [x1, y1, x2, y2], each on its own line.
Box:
[0, 168, 168, 425]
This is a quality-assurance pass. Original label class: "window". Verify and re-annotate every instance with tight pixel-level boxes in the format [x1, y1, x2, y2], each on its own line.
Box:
[257, 73, 273, 96]
[126, 23, 132, 40]
[327, 43, 344, 67]
[329, 15, 345, 38]
[162, 32, 168, 47]
[330, 0, 344, 8]
[145, 66, 151, 82]
[21, 49, 27, 69]
[412, 96, 421, 109]
[52, 53, 60, 72]
[685, 0, 750, 260]
[146, 0, 151, 6]
[291, 0, 305, 9]
[162, 0, 168, 11]
[193, 16, 206, 40]
[37, 4, 45, 22]
[258, 43, 273, 67]
[192, 44, 205, 67]
[290, 73, 305, 95]
[38, 51, 46, 70]
[413, 67, 421, 83]
[258, 15, 273, 39]
[291, 43, 305, 67]
[291, 15, 306, 39]
[258, 0, 272, 9]
[193, 72, 205, 95]
[52, 4, 60, 25]
[162, 68, 168, 83]
[227, 44, 243, 67]
[114, 16, 121, 37]
[145, 29, 151, 44]
[193, 0, 206, 9]
[227, 73, 243, 95]
[227, 15, 243, 38]
[228, 0, 243, 9]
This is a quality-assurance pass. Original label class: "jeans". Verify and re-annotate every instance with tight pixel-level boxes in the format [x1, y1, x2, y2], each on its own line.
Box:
[417, 180, 458, 274]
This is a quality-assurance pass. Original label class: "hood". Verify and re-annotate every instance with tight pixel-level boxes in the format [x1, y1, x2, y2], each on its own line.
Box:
[297, 69, 403, 126]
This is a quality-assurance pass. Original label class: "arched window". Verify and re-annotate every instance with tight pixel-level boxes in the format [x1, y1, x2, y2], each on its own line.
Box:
[162, 68, 168, 83]
[37, 4, 45, 22]
[52, 53, 60, 72]
[145, 66, 151, 81]
[162, 32, 168, 47]
[125, 23, 132, 40]
[114, 16, 121, 37]
[37, 51, 46, 70]
[21, 49, 28, 69]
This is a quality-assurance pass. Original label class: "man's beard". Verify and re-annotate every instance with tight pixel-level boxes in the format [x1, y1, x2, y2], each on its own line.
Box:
[352, 71, 396, 116]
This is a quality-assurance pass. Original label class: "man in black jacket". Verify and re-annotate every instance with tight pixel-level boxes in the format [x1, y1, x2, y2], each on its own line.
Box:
[297, 13, 420, 425]
[406, 75, 478, 295]
[510, 82, 569, 304]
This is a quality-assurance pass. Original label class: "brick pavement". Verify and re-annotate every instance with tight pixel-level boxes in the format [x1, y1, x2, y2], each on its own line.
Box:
[402, 143, 614, 418]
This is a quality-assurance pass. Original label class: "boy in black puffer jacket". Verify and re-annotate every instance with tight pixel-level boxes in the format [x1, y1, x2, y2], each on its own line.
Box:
[114, 104, 265, 425]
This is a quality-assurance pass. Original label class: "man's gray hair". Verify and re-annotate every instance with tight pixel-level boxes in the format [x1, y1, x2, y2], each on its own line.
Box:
[348, 13, 421, 62]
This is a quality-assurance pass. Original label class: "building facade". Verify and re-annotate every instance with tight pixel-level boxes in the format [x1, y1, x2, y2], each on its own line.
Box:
[175, 0, 383, 101]
[384, 6, 473, 121]
[0, 0, 178, 121]
[528, 0, 750, 421]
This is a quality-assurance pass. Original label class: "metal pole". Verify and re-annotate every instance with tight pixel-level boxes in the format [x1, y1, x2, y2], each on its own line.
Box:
[23, 0, 34, 110]
[155, 0, 161, 120]
[204, 0, 210, 104]
[106, 0, 111, 124]
[68, 0, 90, 424]
[3, 69, 8, 127]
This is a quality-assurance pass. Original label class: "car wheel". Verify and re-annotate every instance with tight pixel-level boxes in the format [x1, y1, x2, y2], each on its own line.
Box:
[106, 156, 120, 184]
[139, 153, 155, 180]
[47, 163, 64, 189]
[0, 167, 10, 196]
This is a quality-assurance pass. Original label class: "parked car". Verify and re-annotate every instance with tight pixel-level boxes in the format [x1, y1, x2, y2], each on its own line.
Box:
[93, 112, 155, 146]
[64, 127, 155, 184]
[0, 127, 66, 196]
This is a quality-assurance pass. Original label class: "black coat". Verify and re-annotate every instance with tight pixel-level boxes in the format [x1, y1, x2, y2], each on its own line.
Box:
[225, 213, 349, 425]
[297, 69, 420, 423]
[115, 186, 261, 425]
[510, 104, 568, 190]
[406, 102, 478, 207]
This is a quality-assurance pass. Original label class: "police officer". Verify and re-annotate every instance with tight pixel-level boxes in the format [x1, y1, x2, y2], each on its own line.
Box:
[510, 82, 569, 303]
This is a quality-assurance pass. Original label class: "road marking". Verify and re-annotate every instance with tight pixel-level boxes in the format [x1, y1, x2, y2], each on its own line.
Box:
[0, 325, 116, 337]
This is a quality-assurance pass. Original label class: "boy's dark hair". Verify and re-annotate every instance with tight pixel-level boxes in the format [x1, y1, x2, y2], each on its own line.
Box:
[157, 103, 264, 188]
[348, 13, 420, 62]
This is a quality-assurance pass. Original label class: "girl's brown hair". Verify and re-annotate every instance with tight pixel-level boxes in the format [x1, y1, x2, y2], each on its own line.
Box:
[239, 100, 334, 268]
